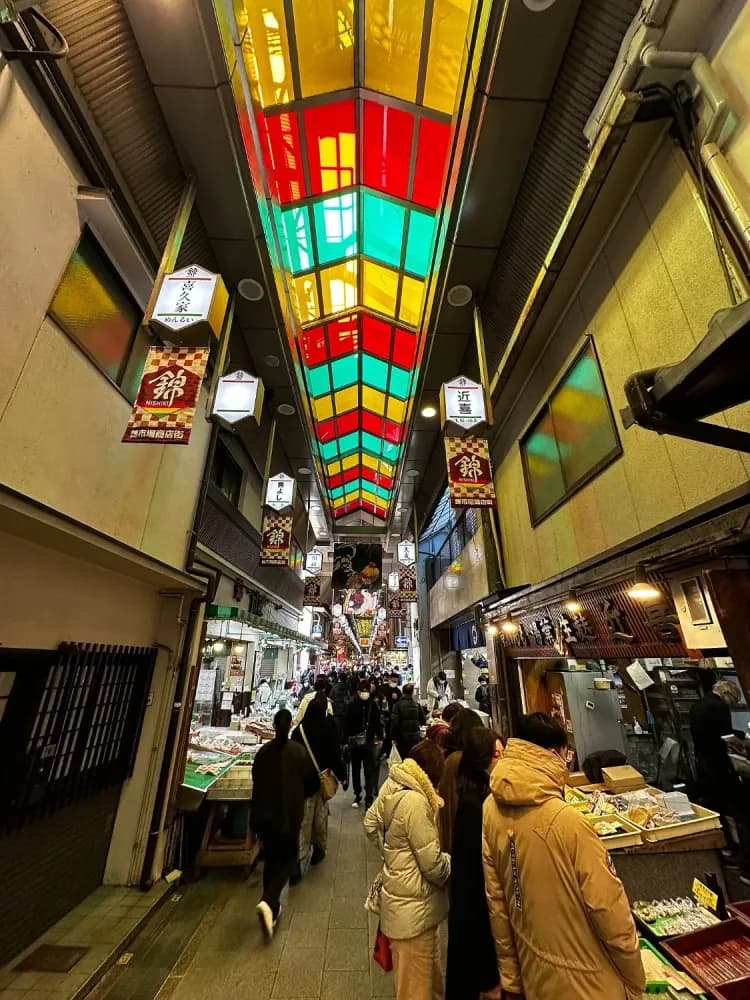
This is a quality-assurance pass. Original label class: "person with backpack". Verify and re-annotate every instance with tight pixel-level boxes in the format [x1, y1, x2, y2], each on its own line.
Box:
[390, 682, 426, 761]
[345, 677, 383, 808]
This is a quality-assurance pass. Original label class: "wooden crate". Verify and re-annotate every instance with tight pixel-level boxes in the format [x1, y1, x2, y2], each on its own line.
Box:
[583, 814, 643, 850]
[639, 804, 722, 843]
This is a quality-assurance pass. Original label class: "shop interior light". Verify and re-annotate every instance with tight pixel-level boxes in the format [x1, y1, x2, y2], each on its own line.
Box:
[564, 590, 582, 614]
[421, 405, 437, 418]
[628, 565, 661, 601]
[486, 623, 499, 638]
[212, 640, 225, 653]
[233, 644, 245, 654]
[501, 614, 519, 635]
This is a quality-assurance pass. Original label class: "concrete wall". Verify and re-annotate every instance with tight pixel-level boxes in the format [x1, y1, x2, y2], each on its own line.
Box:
[428, 522, 494, 627]
[0, 66, 209, 572]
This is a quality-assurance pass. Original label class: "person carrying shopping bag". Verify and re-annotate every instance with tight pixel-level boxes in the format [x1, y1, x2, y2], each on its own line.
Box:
[364, 740, 450, 1000]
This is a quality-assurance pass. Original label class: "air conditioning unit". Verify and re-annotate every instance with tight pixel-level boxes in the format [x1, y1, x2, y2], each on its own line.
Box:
[669, 575, 727, 650]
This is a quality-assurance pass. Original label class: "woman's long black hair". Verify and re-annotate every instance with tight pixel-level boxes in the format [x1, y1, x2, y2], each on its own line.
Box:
[457, 727, 499, 799]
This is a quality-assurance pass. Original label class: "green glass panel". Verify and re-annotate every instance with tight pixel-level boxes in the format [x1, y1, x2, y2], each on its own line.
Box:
[388, 365, 411, 400]
[361, 431, 383, 456]
[330, 353, 359, 390]
[280, 205, 313, 274]
[362, 191, 405, 269]
[339, 431, 360, 454]
[345, 480, 363, 496]
[305, 364, 331, 397]
[362, 353, 389, 391]
[404, 209, 436, 277]
[330, 485, 345, 500]
[313, 194, 357, 265]
[320, 439, 339, 462]
[382, 440, 400, 462]
[374, 484, 391, 501]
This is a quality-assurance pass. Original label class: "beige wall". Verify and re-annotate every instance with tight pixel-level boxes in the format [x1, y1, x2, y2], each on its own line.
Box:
[0, 67, 209, 572]
[429, 522, 493, 627]
[495, 134, 750, 588]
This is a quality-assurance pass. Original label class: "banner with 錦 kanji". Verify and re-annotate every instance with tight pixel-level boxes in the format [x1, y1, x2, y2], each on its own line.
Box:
[122, 346, 209, 444]
[303, 576, 321, 606]
[445, 436, 497, 508]
[398, 567, 417, 602]
[260, 513, 293, 566]
[388, 590, 406, 621]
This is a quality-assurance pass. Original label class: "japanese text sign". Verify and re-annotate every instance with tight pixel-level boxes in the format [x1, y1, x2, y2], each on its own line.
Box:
[440, 375, 486, 431]
[150, 264, 228, 346]
[305, 550, 323, 574]
[303, 576, 322, 606]
[397, 540, 416, 567]
[398, 566, 417, 602]
[265, 473, 296, 511]
[445, 436, 496, 508]
[260, 513, 293, 566]
[212, 370, 264, 426]
[122, 346, 208, 445]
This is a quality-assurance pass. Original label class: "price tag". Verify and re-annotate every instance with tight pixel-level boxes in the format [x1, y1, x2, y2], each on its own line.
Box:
[692, 877, 718, 913]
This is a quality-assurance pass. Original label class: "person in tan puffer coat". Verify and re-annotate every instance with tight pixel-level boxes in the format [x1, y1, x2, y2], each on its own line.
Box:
[364, 740, 451, 1000]
[482, 713, 645, 1000]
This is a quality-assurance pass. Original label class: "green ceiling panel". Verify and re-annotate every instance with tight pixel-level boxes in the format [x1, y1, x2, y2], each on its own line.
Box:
[313, 193, 357, 265]
[362, 191, 405, 269]
[405, 208, 436, 277]
[330, 353, 359, 389]
[389, 365, 411, 400]
[280, 204, 313, 273]
[305, 364, 331, 397]
[362, 353, 389, 392]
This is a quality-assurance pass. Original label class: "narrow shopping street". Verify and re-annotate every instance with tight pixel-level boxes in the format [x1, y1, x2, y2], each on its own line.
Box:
[88, 794, 389, 1000]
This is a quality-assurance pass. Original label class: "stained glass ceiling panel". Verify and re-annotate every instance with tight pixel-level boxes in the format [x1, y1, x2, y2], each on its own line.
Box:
[221, 0, 486, 520]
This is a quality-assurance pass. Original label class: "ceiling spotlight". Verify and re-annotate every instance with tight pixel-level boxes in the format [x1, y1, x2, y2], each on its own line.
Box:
[277, 403, 296, 416]
[446, 283, 473, 307]
[406, 469, 420, 478]
[212, 640, 226, 653]
[564, 590, 582, 614]
[486, 624, 499, 638]
[421, 405, 438, 418]
[628, 565, 661, 601]
[263, 354, 280, 367]
[297, 467, 312, 475]
[237, 277, 265, 301]
[501, 614, 520, 635]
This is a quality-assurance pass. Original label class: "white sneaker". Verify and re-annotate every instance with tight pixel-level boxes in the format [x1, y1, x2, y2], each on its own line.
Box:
[352, 799, 361, 808]
[256, 900, 274, 940]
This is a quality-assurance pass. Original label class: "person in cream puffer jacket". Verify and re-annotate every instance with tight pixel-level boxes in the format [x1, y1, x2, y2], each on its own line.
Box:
[364, 741, 451, 1000]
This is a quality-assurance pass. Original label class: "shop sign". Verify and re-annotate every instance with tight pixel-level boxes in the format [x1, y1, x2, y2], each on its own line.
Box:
[212, 370, 264, 426]
[397, 540, 416, 567]
[394, 635, 409, 650]
[388, 591, 406, 620]
[259, 513, 293, 566]
[399, 566, 417, 602]
[149, 264, 228, 346]
[440, 375, 486, 430]
[265, 473, 296, 511]
[303, 576, 321, 606]
[388, 570, 400, 591]
[445, 436, 496, 508]
[305, 549, 323, 574]
[122, 346, 209, 444]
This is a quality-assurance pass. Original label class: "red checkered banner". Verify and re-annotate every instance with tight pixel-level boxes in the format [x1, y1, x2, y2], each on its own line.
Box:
[260, 513, 293, 567]
[388, 590, 406, 621]
[398, 567, 417, 602]
[303, 576, 322, 606]
[445, 436, 497, 508]
[123, 346, 209, 444]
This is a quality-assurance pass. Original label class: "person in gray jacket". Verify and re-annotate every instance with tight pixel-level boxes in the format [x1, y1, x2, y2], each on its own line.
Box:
[364, 740, 451, 1000]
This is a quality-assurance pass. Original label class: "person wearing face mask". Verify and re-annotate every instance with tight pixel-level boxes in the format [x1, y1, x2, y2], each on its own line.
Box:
[427, 670, 452, 712]
[345, 678, 383, 808]
[482, 713, 644, 1000]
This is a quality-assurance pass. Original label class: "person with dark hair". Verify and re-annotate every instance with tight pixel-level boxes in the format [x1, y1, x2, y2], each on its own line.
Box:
[445, 727, 503, 1000]
[438, 708, 485, 852]
[390, 682, 427, 761]
[475, 674, 491, 715]
[482, 713, 644, 1000]
[292, 693, 347, 872]
[251, 710, 319, 939]
[364, 740, 451, 1000]
[381, 671, 402, 758]
[294, 673, 332, 725]
[426, 670, 452, 712]
[345, 677, 383, 808]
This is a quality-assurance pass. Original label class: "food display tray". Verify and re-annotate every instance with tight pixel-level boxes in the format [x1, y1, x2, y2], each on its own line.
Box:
[726, 900, 750, 927]
[714, 978, 750, 999]
[583, 813, 643, 849]
[638, 804, 721, 843]
[663, 917, 750, 993]
[640, 937, 708, 998]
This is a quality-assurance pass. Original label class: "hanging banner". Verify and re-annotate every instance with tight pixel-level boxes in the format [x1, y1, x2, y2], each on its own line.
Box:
[122, 346, 209, 444]
[399, 566, 417, 602]
[445, 436, 497, 508]
[265, 473, 296, 511]
[259, 513, 293, 566]
[440, 375, 486, 430]
[305, 549, 323, 574]
[303, 576, 321, 606]
[332, 543, 382, 591]
[397, 540, 416, 567]
[388, 591, 406, 621]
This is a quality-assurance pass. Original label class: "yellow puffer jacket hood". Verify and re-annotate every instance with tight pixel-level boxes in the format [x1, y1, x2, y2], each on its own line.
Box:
[489, 738, 568, 807]
[483, 739, 644, 1000]
[364, 758, 451, 941]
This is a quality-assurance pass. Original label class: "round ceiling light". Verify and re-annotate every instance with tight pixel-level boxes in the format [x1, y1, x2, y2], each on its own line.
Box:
[446, 283, 473, 307]
[263, 354, 280, 367]
[421, 405, 437, 418]
[277, 403, 296, 416]
[523, 0, 559, 10]
[406, 469, 420, 478]
[238, 277, 265, 301]
[297, 466, 312, 475]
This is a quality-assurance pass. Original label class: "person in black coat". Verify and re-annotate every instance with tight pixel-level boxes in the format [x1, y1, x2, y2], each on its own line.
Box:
[445, 726, 504, 1000]
[345, 678, 383, 808]
[475, 674, 491, 715]
[251, 710, 318, 938]
[390, 682, 426, 761]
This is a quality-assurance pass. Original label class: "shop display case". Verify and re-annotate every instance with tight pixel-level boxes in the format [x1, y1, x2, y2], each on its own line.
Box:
[663, 918, 750, 994]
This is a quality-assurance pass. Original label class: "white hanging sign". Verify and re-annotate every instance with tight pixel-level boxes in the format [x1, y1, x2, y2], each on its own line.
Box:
[150, 264, 228, 344]
[388, 571, 400, 591]
[440, 375, 487, 430]
[397, 540, 416, 567]
[265, 473, 296, 511]
[212, 370, 264, 426]
[305, 549, 323, 574]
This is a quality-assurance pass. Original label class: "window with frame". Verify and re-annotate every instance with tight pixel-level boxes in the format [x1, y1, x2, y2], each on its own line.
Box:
[521, 340, 621, 524]
[211, 439, 243, 506]
[48, 227, 151, 402]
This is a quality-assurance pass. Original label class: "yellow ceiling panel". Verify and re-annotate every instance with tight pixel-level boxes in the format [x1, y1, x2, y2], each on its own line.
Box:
[364, 0, 422, 104]
[386, 396, 406, 423]
[313, 395, 334, 421]
[292, 0, 355, 98]
[362, 260, 399, 317]
[399, 274, 423, 327]
[334, 385, 358, 412]
[239, 0, 294, 109]
[362, 385, 386, 414]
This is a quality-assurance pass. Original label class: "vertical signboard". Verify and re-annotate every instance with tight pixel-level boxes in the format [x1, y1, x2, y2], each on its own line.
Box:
[445, 436, 497, 508]
[260, 513, 293, 566]
[398, 566, 417, 602]
[122, 346, 209, 444]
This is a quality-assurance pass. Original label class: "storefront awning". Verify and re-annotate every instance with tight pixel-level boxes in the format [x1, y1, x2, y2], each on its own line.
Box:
[205, 604, 326, 649]
[622, 299, 750, 452]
